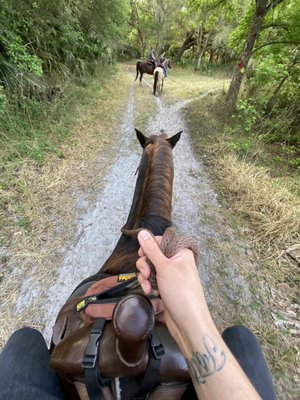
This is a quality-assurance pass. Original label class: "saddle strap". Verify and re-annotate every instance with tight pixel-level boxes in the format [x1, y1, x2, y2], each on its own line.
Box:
[83, 319, 165, 400]
[131, 328, 165, 400]
[83, 318, 110, 400]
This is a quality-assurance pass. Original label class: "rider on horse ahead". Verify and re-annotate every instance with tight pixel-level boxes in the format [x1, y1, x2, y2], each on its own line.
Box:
[157, 50, 167, 79]
[149, 48, 156, 68]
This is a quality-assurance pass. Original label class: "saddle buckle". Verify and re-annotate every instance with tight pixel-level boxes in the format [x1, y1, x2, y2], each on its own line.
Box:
[82, 324, 103, 369]
[151, 342, 165, 360]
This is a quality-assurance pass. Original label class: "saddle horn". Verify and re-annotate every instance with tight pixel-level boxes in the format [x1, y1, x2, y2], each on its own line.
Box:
[112, 294, 154, 367]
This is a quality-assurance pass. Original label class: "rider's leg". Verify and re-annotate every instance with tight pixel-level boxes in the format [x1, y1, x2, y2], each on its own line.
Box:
[0, 327, 65, 400]
[222, 325, 276, 400]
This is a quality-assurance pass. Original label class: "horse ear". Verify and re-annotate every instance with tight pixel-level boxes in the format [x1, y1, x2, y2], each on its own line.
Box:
[167, 131, 182, 148]
[135, 129, 147, 148]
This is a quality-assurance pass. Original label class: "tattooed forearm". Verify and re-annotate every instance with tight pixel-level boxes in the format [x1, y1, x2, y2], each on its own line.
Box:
[186, 335, 226, 384]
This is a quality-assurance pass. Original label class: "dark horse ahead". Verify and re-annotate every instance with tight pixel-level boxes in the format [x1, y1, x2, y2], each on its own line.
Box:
[50, 129, 191, 400]
[135, 59, 171, 84]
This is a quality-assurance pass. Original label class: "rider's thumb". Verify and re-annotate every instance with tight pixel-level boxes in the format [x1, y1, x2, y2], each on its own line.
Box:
[137, 230, 167, 271]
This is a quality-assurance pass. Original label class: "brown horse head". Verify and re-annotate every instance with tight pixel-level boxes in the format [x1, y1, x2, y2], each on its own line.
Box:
[127, 128, 182, 226]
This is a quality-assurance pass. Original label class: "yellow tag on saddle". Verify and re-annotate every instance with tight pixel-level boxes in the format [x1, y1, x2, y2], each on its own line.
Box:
[117, 272, 137, 282]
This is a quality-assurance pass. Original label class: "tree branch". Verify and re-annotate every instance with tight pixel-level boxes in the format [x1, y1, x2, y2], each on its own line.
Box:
[261, 23, 290, 31]
[253, 41, 299, 54]
[266, 0, 285, 13]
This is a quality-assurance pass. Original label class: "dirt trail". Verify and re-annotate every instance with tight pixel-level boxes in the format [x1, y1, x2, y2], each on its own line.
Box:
[2, 65, 285, 391]
[21, 69, 258, 343]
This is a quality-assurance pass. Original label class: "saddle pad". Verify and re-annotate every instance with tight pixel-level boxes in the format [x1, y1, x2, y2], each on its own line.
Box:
[78, 274, 164, 324]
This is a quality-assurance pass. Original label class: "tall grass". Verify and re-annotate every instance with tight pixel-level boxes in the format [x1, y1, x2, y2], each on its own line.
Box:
[0, 65, 115, 244]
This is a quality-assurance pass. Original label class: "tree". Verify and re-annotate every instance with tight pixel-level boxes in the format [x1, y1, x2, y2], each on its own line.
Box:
[0, 0, 130, 98]
[226, 0, 284, 113]
[128, 0, 182, 58]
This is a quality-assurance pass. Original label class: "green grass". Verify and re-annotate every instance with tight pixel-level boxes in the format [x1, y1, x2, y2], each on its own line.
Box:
[161, 65, 230, 104]
[0, 63, 120, 242]
[0, 65, 115, 165]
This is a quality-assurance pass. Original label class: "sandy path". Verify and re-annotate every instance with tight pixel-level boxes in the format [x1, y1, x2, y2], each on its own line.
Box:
[10, 70, 257, 344]
[0, 66, 292, 399]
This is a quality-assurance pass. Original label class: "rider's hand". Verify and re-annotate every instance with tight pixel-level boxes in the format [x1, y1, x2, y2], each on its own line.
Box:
[136, 231, 261, 400]
[136, 230, 214, 349]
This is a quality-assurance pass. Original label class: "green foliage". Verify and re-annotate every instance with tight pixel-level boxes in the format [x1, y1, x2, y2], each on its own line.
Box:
[127, 0, 183, 57]
[0, 0, 130, 168]
[228, 1, 254, 53]
[0, 0, 130, 86]
[289, 157, 300, 169]
[228, 139, 252, 154]
[236, 99, 259, 133]
[3, 32, 43, 76]
[250, 56, 288, 86]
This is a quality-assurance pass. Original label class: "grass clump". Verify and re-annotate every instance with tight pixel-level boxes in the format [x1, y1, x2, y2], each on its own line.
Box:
[0, 66, 117, 244]
[216, 154, 300, 246]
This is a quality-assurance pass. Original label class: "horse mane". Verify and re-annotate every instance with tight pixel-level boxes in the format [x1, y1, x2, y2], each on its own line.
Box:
[98, 134, 175, 276]
[123, 134, 174, 232]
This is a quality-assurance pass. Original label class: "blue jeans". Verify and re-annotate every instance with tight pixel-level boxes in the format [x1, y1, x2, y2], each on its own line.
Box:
[222, 326, 276, 399]
[0, 328, 65, 400]
[0, 326, 276, 399]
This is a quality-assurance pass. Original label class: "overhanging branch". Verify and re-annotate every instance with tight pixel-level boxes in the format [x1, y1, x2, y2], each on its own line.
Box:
[253, 41, 299, 54]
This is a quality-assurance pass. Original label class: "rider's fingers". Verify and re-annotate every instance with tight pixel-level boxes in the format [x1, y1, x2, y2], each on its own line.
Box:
[138, 247, 145, 258]
[138, 235, 163, 258]
[136, 256, 151, 279]
[137, 273, 152, 295]
[137, 230, 168, 271]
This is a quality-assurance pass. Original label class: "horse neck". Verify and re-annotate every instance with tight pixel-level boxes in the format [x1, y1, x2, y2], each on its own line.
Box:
[95, 139, 174, 277]
[125, 139, 174, 229]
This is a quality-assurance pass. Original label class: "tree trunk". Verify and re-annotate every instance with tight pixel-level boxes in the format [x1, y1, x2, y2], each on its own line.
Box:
[196, 24, 204, 69]
[226, 0, 269, 113]
[265, 75, 288, 114]
[175, 31, 196, 62]
[196, 31, 211, 70]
